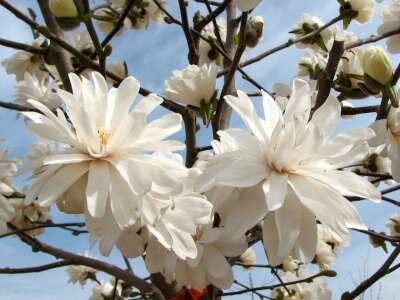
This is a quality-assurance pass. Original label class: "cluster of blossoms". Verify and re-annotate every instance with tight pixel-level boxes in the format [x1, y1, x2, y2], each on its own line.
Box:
[1, 0, 400, 299]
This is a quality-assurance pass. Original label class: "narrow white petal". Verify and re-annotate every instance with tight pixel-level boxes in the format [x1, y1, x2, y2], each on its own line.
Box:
[262, 171, 288, 211]
[86, 161, 110, 217]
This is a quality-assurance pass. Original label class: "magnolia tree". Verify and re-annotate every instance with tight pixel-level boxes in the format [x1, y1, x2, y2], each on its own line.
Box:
[0, 0, 400, 299]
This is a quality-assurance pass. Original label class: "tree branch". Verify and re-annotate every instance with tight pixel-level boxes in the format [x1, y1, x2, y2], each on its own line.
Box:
[0, 261, 72, 274]
[0, 38, 48, 55]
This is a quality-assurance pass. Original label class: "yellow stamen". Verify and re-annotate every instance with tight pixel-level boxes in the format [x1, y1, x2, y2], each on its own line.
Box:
[97, 128, 111, 145]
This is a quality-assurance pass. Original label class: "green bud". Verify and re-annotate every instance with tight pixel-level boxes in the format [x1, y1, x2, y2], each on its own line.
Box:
[359, 46, 393, 85]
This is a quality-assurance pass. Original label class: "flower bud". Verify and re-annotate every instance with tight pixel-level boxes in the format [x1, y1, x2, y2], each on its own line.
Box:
[245, 16, 264, 48]
[49, 0, 78, 18]
[359, 46, 393, 85]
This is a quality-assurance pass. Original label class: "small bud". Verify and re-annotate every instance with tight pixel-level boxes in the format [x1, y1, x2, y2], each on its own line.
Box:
[245, 16, 264, 48]
[49, 0, 78, 18]
[359, 46, 393, 86]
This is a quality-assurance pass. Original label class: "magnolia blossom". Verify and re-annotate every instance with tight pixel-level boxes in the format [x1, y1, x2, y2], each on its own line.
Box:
[386, 212, 400, 236]
[378, 0, 400, 53]
[338, 49, 364, 89]
[291, 14, 335, 51]
[106, 61, 127, 82]
[21, 72, 189, 231]
[370, 106, 400, 181]
[0, 142, 19, 234]
[271, 267, 332, 300]
[348, 0, 375, 23]
[174, 225, 248, 290]
[14, 73, 61, 110]
[71, 30, 95, 55]
[239, 248, 256, 269]
[164, 64, 218, 107]
[89, 279, 123, 300]
[352, 145, 393, 185]
[236, 0, 261, 12]
[199, 18, 227, 66]
[1, 39, 47, 81]
[96, 8, 132, 36]
[8, 197, 51, 236]
[198, 78, 380, 266]
[107, 0, 166, 30]
[297, 51, 327, 78]
[66, 257, 97, 287]
[282, 256, 299, 272]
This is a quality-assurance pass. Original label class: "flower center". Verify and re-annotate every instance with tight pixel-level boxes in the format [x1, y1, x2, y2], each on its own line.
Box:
[97, 128, 111, 146]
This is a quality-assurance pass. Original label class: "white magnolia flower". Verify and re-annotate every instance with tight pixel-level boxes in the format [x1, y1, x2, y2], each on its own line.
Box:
[239, 248, 256, 269]
[292, 14, 335, 52]
[71, 30, 95, 55]
[271, 266, 332, 300]
[89, 279, 123, 300]
[370, 106, 400, 181]
[352, 145, 394, 185]
[198, 78, 380, 266]
[8, 197, 51, 236]
[21, 72, 187, 230]
[315, 240, 336, 269]
[348, 0, 375, 23]
[106, 61, 127, 83]
[282, 256, 299, 272]
[199, 18, 227, 66]
[1, 39, 47, 81]
[164, 64, 218, 108]
[386, 212, 400, 236]
[96, 8, 132, 36]
[14, 73, 61, 110]
[175, 225, 248, 290]
[66, 255, 97, 287]
[142, 175, 213, 259]
[0, 142, 19, 234]
[338, 49, 364, 89]
[236, 0, 261, 12]
[297, 51, 327, 78]
[378, 0, 400, 53]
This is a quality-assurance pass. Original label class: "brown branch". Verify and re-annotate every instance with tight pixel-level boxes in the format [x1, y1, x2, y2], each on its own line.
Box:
[0, 222, 86, 239]
[195, 0, 233, 32]
[218, 15, 344, 76]
[342, 105, 379, 115]
[178, 0, 198, 64]
[0, 261, 72, 274]
[314, 40, 345, 109]
[352, 228, 400, 243]
[8, 223, 165, 300]
[222, 270, 337, 296]
[37, 0, 73, 92]
[341, 246, 400, 299]
[0, 38, 48, 55]
[101, 0, 136, 47]
[345, 27, 400, 50]
[0, 0, 185, 115]
[0, 100, 41, 113]
[184, 109, 197, 168]
[81, 0, 106, 75]
[212, 2, 237, 139]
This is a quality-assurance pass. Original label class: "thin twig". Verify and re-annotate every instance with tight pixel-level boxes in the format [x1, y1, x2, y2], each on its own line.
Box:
[0, 261, 72, 274]
[0, 38, 48, 55]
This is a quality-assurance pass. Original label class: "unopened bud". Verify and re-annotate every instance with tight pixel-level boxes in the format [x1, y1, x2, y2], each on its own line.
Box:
[245, 16, 264, 48]
[359, 46, 393, 86]
[49, 0, 78, 18]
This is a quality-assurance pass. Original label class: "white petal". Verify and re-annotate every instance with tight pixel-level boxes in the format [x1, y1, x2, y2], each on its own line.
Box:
[311, 95, 341, 137]
[262, 90, 283, 135]
[262, 171, 288, 211]
[204, 245, 231, 278]
[86, 161, 110, 217]
[237, 0, 261, 11]
[284, 78, 311, 124]
[37, 163, 89, 206]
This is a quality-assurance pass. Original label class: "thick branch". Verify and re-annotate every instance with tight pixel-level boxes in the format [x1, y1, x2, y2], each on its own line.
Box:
[314, 40, 344, 109]
[0, 38, 48, 55]
[341, 246, 400, 299]
[37, 0, 73, 92]
[9, 223, 165, 300]
[178, 0, 198, 64]
[0, 261, 72, 274]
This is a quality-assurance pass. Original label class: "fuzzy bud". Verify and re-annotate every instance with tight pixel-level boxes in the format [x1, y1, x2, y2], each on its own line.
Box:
[359, 46, 393, 86]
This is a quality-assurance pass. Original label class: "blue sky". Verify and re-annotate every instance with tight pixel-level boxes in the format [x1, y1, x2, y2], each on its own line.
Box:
[0, 0, 399, 299]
